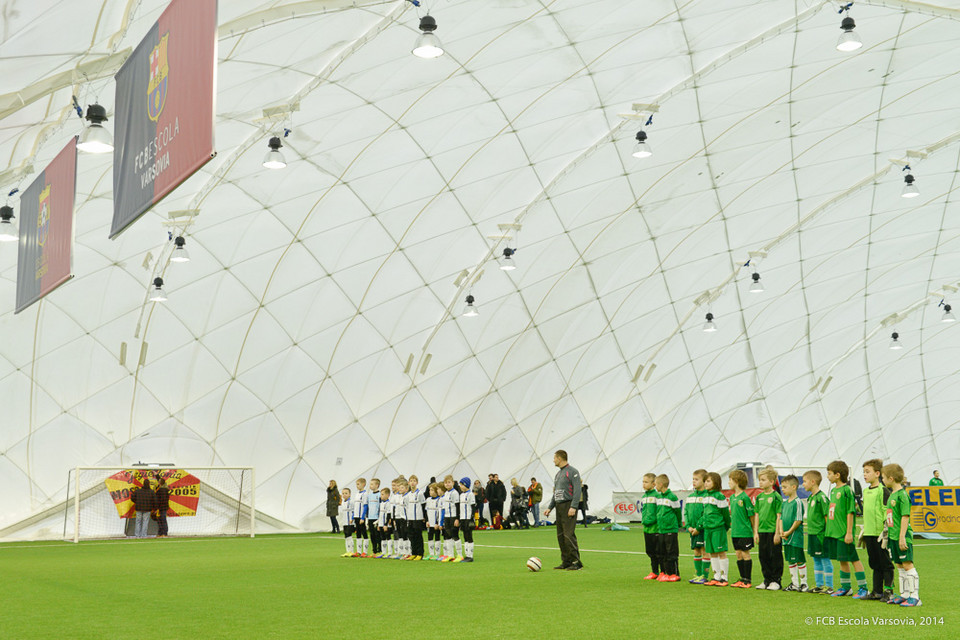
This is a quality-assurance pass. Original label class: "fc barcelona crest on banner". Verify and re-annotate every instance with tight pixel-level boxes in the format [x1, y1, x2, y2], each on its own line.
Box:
[148, 33, 169, 122]
[37, 185, 51, 249]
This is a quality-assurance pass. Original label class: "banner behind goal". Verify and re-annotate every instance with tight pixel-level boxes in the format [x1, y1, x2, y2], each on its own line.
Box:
[64, 467, 255, 542]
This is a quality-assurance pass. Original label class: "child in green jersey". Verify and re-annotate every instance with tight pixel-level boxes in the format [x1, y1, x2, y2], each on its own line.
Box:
[825, 461, 868, 597]
[802, 470, 834, 593]
[727, 469, 757, 587]
[778, 475, 807, 592]
[701, 472, 731, 586]
[860, 459, 894, 601]
[640, 473, 661, 579]
[755, 468, 783, 590]
[882, 463, 920, 607]
[685, 469, 708, 584]
[655, 474, 682, 581]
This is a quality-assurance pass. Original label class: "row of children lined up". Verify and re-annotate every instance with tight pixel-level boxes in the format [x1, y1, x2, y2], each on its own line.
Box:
[338, 474, 478, 562]
[639, 460, 920, 606]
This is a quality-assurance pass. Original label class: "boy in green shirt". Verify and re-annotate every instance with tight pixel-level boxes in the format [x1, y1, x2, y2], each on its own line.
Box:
[825, 460, 868, 597]
[701, 472, 731, 586]
[640, 472, 661, 580]
[727, 469, 757, 587]
[777, 475, 806, 592]
[859, 459, 894, 601]
[655, 474, 682, 581]
[685, 469, 708, 584]
[882, 463, 921, 607]
[755, 468, 783, 590]
[803, 470, 834, 593]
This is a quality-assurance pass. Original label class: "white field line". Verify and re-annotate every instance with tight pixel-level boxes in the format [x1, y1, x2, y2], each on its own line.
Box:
[1, 534, 958, 554]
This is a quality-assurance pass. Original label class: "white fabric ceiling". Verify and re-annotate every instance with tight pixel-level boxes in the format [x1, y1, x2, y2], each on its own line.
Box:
[1, 0, 959, 535]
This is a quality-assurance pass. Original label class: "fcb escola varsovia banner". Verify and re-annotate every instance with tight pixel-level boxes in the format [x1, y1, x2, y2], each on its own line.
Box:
[111, 0, 217, 239]
[15, 138, 77, 314]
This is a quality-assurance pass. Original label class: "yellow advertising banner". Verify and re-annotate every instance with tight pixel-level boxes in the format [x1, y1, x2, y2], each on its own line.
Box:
[104, 469, 200, 518]
[907, 486, 960, 533]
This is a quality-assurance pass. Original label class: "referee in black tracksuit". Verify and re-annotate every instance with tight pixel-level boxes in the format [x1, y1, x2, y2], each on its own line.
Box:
[543, 450, 583, 570]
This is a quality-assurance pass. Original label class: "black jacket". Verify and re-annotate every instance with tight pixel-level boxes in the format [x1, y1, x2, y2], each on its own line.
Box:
[485, 481, 498, 502]
[132, 487, 157, 512]
[155, 487, 170, 512]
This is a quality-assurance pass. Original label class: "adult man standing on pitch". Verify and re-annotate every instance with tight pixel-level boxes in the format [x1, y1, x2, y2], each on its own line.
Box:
[543, 450, 583, 570]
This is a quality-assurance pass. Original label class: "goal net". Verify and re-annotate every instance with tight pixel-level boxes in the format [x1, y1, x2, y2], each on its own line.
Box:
[63, 466, 255, 542]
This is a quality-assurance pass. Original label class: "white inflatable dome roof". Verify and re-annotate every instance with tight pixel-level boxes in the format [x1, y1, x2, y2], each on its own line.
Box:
[1, 0, 958, 535]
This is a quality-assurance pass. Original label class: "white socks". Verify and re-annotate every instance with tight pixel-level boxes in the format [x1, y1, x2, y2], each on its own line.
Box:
[799, 564, 807, 587]
[455, 540, 462, 557]
[444, 540, 454, 557]
[465, 542, 474, 559]
[898, 569, 906, 597]
[710, 557, 720, 579]
[362, 539, 369, 555]
[790, 564, 800, 586]
[719, 557, 728, 581]
[345, 537, 354, 554]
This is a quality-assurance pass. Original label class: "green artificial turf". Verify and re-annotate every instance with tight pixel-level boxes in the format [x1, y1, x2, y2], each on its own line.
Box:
[2, 526, 956, 639]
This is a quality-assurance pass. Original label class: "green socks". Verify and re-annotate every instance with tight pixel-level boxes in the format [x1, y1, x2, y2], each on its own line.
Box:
[855, 570, 867, 588]
[694, 558, 703, 577]
[840, 570, 851, 590]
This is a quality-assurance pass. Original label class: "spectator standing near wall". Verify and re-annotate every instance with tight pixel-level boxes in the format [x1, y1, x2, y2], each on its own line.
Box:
[326, 480, 341, 533]
[527, 478, 543, 526]
[132, 479, 157, 539]
[929, 471, 944, 486]
[155, 477, 171, 538]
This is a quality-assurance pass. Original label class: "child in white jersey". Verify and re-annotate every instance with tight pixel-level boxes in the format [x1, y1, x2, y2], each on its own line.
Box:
[376, 487, 392, 558]
[441, 475, 460, 561]
[405, 475, 426, 560]
[425, 483, 441, 559]
[458, 477, 477, 563]
[339, 488, 356, 557]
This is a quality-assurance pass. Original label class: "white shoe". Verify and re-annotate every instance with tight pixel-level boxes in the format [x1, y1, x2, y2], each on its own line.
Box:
[755, 582, 767, 589]
[767, 582, 781, 591]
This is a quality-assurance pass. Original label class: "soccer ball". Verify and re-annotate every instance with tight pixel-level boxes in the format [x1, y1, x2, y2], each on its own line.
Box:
[526, 556, 542, 572]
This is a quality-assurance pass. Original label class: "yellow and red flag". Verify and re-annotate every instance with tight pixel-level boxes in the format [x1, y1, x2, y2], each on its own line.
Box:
[104, 469, 200, 518]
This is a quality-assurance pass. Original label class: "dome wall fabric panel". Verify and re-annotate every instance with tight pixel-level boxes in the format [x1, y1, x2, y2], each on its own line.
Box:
[4, 1, 960, 537]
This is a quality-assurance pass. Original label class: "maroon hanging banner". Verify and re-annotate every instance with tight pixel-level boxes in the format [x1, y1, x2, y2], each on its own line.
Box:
[111, 0, 217, 239]
[16, 138, 77, 314]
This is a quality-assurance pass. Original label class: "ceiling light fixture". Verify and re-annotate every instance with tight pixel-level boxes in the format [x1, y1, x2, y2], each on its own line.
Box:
[632, 130, 652, 159]
[702, 312, 717, 332]
[149, 277, 167, 302]
[500, 247, 516, 271]
[889, 331, 902, 350]
[0, 205, 17, 242]
[462, 294, 478, 317]
[836, 4, 862, 52]
[942, 303, 955, 323]
[750, 271, 764, 293]
[413, 15, 444, 59]
[901, 169, 919, 198]
[170, 236, 190, 263]
[77, 103, 114, 153]
[263, 136, 286, 169]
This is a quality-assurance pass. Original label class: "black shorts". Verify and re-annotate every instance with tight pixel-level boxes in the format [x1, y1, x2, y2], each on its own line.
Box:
[344, 524, 355, 536]
[732, 537, 754, 552]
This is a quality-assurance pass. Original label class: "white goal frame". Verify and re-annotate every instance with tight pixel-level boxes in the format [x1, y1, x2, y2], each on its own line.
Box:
[68, 466, 256, 543]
